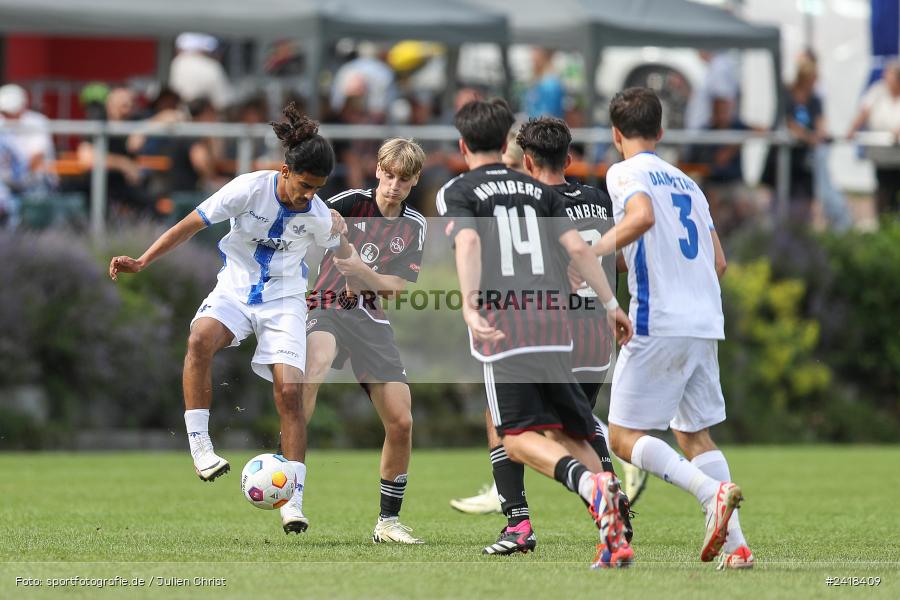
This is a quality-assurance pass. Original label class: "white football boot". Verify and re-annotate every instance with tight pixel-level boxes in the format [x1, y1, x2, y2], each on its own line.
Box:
[449, 483, 502, 514]
[619, 461, 649, 507]
[372, 517, 424, 544]
[280, 490, 309, 534]
[701, 482, 744, 562]
[189, 432, 230, 482]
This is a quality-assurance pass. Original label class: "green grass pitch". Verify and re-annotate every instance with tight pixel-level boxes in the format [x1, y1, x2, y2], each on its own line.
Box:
[1, 446, 898, 599]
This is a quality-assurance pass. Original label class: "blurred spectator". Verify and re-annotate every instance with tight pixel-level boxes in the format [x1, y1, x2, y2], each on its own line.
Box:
[784, 57, 827, 223]
[0, 83, 57, 193]
[522, 47, 564, 119]
[77, 87, 146, 216]
[167, 98, 225, 195]
[685, 96, 757, 232]
[685, 51, 740, 131]
[79, 82, 110, 120]
[0, 132, 29, 228]
[169, 33, 233, 111]
[225, 96, 270, 164]
[330, 42, 396, 121]
[848, 60, 900, 214]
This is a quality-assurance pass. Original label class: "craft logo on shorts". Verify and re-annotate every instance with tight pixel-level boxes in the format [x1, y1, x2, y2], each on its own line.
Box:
[276, 349, 299, 358]
[198, 303, 212, 313]
[390, 236, 405, 254]
[360, 242, 380, 263]
[306, 318, 317, 331]
[409, 263, 420, 273]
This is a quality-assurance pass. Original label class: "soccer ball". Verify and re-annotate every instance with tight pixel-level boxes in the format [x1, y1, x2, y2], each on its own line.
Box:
[240, 453, 296, 510]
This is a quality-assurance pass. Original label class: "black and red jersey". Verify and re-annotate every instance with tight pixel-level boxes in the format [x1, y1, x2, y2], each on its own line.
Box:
[308, 188, 426, 323]
[554, 181, 615, 372]
[436, 164, 577, 362]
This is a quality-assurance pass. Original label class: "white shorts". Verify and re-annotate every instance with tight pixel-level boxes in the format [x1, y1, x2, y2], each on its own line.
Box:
[609, 336, 725, 432]
[190, 286, 307, 382]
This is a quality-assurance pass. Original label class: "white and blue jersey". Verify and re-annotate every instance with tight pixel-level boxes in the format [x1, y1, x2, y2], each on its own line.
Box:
[606, 152, 724, 339]
[195, 170, 339, 304]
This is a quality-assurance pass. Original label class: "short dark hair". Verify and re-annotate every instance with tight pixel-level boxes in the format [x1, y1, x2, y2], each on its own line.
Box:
[609, 87, 662, 140]
[271, 102, 335, 177]
[516, 117, 571, 171]
[453, 98, 515, 153]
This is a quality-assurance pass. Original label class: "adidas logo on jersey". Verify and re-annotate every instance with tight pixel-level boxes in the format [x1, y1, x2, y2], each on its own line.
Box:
[355, 222, 367, 232]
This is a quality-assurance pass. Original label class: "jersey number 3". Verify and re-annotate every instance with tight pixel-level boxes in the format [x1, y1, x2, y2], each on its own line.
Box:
[494, 205, 544, 276]
[671, 193, 698, 260]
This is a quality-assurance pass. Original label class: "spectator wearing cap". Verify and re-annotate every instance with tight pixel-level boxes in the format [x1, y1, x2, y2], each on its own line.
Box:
[169, 32, 233, 111]
[848, 60, 900, 214]
[0, 84, 56, 186]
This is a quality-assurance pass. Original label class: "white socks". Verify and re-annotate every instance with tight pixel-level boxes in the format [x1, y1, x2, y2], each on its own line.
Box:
[577, 471, 595, 504]
[692, 450, 747, 551]
[630, 435, 719, 506]
[288, 461, 307, 509]
[184, 409, 211, 458]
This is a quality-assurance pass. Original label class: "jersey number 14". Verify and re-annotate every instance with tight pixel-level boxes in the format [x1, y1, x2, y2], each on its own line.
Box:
[494, 205, 545, 276]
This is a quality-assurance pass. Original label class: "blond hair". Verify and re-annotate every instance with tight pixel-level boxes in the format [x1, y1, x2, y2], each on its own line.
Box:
[377, 138, 426, 178]
[504, 125, 524, 166]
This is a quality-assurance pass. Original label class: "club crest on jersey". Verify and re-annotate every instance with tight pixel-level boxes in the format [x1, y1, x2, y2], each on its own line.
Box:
[360, 242, 380, 263]
[390, 237, 405, 254]
[252, 238, 293, 251]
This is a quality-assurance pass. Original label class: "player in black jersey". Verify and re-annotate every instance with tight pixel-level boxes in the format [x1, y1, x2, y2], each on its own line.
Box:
[518, 117, 648, 509]
[437, 99, 635, 568]
[302, 138, 428, 544]
[449, 116, 640, 553]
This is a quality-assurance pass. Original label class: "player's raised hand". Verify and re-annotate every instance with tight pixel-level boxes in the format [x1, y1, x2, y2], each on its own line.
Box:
[463, 308, 506, 345]
[608, 307, 633, 346]
[109, 255, 143, 281]
[330, 209, 347, 237]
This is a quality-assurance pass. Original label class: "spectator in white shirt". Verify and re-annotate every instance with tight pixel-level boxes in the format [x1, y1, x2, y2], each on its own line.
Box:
[168, 33, 234, 111]
[848, 60, 900, 213]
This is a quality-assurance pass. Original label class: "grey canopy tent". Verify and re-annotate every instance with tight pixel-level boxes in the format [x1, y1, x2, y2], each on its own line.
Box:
[465, 0, 782, 122]
[0, 0, 509, 116]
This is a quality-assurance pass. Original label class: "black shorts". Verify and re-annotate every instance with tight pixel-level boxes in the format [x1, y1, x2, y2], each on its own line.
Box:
[306, 307, 407, 384]
[483, 352, 595, 440]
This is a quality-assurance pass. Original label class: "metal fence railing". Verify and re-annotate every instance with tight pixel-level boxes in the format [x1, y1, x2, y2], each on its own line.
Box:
[1, 120, 896, 237]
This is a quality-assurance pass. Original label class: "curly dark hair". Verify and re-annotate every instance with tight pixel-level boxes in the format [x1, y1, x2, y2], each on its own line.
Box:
[270, 102, 335, 177]
[516, 117, 571, 171]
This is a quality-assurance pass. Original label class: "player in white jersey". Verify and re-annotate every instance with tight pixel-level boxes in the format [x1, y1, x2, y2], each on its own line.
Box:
[109, 104, 350, 534]
[596, 88, 753, 569]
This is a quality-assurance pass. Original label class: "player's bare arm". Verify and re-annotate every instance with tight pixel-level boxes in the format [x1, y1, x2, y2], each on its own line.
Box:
[109, 210, 207, 280]
[711, 229, 727, 279]
[558, 229, 633, 345]
[330, 209, 348, 237]
[593, 193, 656, 257]
[453, 228, 505, 344]
[332, 242, 408, 298]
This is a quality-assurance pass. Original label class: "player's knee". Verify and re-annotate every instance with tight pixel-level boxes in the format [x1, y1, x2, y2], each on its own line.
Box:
[304, 353, 332, 379]
[278, 382, 302, 408]
[186, 331, 218, 360]
[385, 413, 413, 440]
[501, 436, 524, 463]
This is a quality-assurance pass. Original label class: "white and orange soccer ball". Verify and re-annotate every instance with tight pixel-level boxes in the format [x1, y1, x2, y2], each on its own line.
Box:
[240, 453, 296, 510]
